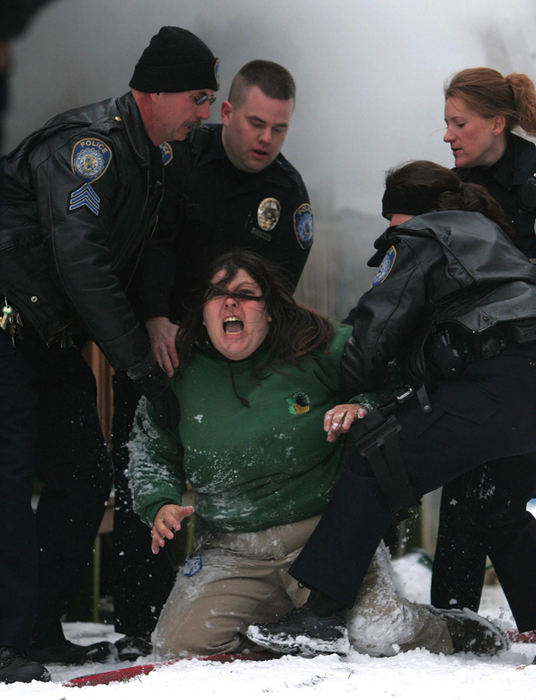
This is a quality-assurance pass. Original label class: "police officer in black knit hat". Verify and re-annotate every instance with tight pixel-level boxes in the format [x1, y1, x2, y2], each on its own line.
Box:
[0, 26, 218, 683]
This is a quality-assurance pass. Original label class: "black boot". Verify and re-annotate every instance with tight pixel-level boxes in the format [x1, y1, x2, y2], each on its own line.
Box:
[29, 640, 117, 665]
[246, 602, 349, 657]
[114, 635, 152, 661]
[438, 608, 509, 655]
[0, 647, 51, 684]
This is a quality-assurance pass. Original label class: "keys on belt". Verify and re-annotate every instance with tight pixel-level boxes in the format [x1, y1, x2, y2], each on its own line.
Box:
[1, 297, 23, 344]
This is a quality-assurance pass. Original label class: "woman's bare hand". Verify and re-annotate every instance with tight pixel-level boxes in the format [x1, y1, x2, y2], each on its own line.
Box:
[150, 503, 194, 554]
[324, 403, 368, 442]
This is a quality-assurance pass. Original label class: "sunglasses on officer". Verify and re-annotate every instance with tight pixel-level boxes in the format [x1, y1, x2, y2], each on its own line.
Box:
[191, 92, 217, 106]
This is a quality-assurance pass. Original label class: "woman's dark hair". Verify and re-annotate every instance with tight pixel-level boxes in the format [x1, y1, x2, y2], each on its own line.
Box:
[444, 67, 536, 135]
[384, 160, 514, 237]
[176, 249, 333, 367]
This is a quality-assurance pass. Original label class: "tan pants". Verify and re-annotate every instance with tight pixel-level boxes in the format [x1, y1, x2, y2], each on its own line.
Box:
[154, 517, 453, 658]
[154, 515, 319, 657]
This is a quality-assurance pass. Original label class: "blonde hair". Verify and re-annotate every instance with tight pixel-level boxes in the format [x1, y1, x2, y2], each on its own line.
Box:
[445, 67, 536, 135]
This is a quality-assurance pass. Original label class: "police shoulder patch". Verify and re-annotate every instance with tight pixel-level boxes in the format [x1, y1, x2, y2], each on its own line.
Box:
[372, 246, 397, 287]
[159, 141, 173, 166]
[293, 203, 314, 249]
[71, 138, 112, 183]
[68, 137, 112, 217]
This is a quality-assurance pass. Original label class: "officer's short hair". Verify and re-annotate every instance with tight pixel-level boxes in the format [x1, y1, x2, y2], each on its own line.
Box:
[228, 60, 296, 107]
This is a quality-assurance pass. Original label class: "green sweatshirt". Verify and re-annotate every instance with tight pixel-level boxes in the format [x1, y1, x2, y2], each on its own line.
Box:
[129, 323, 353, 532]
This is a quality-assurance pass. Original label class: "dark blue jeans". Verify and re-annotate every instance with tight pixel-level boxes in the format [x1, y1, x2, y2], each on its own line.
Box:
[0, 329, 112, 650]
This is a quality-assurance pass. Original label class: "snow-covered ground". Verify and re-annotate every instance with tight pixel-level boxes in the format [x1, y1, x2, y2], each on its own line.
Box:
[3, 552, 536, 699]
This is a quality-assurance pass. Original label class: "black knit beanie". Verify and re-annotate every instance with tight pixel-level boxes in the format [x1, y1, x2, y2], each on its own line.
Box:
[129, 26, 219, 93]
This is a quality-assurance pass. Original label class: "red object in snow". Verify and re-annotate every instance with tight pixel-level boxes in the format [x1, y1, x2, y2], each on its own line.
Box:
[63, 652, 277, 687]
[506, 629, 536, 644]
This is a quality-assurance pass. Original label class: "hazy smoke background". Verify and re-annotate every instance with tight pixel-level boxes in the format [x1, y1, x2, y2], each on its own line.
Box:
[5, 0, 536, 314]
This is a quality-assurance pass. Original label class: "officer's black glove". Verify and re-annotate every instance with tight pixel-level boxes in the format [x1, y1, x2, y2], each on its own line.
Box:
[126, 353, 180, 431]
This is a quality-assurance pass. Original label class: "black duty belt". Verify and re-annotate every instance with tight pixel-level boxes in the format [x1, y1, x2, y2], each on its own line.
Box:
[430, 321, 536, 378]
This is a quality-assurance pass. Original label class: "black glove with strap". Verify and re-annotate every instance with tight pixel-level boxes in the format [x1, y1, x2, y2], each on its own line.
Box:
[127, 353, 180, 431]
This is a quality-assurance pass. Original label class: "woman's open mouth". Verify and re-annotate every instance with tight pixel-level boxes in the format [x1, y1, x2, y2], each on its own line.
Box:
[223, 316, 244, 334]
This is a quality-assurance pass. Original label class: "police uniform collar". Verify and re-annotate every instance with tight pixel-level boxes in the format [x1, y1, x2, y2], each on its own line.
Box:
[116, 92, 161, 167]
[503, 132, 536, 186]
[457, 133, 534, 190]
[189, 123, 224, 167]
[486, 133, 517, 190]
[368, 226, 398, 266]
[225, 149, 294, 188]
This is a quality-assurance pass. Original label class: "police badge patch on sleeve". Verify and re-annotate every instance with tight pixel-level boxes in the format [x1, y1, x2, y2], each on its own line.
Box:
[68, 138, 112, 216]
[372, 246, 397, 287]
[293, 203, 314, 249]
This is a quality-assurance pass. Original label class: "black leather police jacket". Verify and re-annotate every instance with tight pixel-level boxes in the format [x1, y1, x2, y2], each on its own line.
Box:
[342, 210, 536, 394]
[0, 92, 165, 370]
[456, 133, 536, 257]
[135, 123, 312, 322]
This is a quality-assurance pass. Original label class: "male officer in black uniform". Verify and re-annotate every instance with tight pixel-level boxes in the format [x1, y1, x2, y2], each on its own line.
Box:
[0, 26, 218, 683]
[245, 161, 536, 658]
[111, 60, 313, 660]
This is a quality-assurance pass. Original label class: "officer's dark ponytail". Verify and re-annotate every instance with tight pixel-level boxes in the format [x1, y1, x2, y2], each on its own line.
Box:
[384, 160, 514, 238]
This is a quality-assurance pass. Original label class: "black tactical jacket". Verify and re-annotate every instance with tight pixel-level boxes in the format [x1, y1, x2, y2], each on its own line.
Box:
[135, 123, 313, 322]
[0, 92, 165, 370]
[456, 133, 536, 257]
[342, 211, 536, 394]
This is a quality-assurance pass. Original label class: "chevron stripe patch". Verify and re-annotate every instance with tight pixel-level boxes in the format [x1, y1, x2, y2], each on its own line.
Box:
[69, 182, 101, 216]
